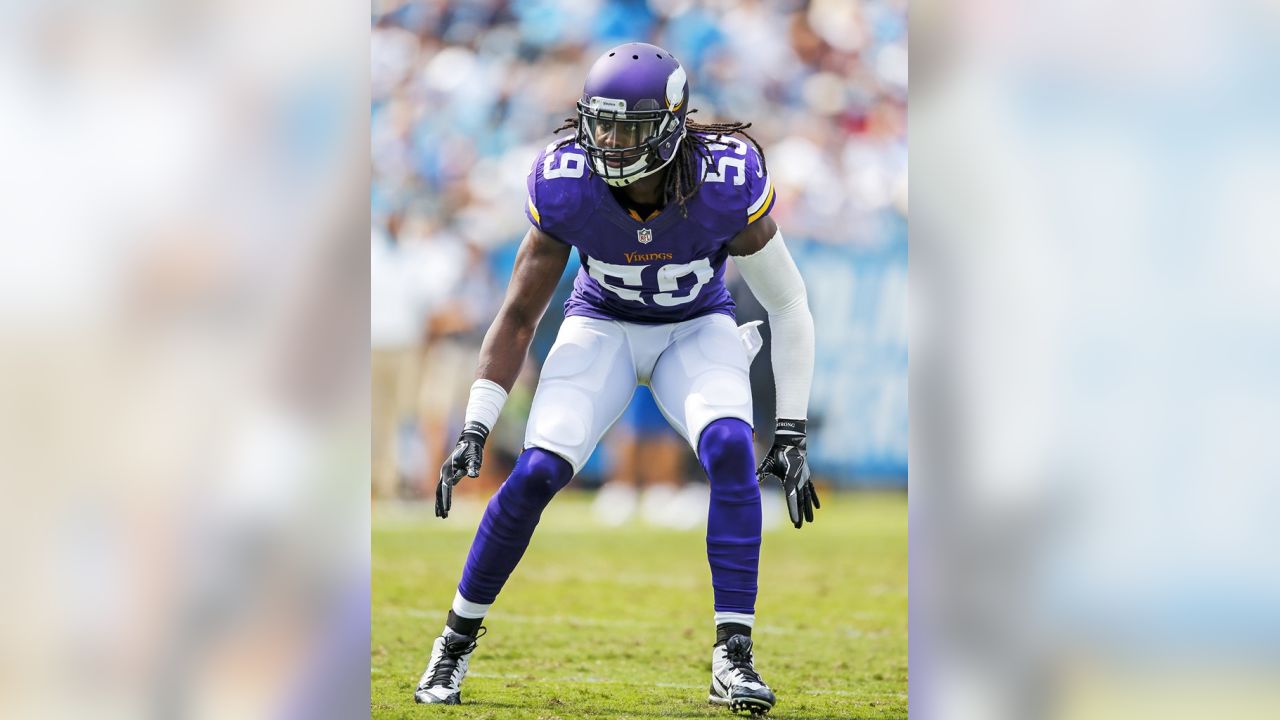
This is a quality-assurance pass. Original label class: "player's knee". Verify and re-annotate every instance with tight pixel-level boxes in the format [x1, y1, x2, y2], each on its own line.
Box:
[698, 418, 755, 484]
[504, 447, 574, 509]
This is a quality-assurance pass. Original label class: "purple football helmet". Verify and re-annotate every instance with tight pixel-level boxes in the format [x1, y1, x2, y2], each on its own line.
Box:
[576, 42, 689, 187]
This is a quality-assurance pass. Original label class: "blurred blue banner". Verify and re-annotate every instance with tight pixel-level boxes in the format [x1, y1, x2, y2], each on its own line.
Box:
[796, 226, 907, 484]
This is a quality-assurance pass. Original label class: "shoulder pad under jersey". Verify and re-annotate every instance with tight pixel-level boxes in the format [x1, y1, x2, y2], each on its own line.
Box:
[691, 133, 776, 233]
[525, 139, 596, 238]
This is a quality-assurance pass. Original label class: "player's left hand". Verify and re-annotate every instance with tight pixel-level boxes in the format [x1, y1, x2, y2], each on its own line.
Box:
[756, 419, 820, 529]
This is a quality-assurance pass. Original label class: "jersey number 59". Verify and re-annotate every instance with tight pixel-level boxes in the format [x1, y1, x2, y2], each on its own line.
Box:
[587, 256, 714, 307]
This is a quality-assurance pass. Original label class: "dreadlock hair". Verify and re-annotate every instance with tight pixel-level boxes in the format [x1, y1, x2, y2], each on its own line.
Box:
[551, 110, 766, 217]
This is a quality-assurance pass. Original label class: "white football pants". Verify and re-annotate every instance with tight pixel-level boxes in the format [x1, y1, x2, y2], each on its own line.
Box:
[525, 313, 759, 474]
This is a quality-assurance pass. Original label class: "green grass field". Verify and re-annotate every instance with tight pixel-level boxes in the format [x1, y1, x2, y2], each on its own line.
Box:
[372, 490, 906, 719]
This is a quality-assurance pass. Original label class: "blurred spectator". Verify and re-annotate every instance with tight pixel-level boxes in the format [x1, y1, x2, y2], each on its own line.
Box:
[414, 234, 501, 495]
[370, 209, 464, 499]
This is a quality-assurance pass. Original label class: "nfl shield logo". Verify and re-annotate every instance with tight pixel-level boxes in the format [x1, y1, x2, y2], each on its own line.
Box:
[637, 227, 653, 244]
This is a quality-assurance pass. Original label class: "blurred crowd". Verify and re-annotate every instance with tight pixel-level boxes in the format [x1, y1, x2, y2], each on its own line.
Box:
[371, 0, 908, 501]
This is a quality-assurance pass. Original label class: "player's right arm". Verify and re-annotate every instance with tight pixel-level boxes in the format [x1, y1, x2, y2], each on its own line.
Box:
[435, 226, 570, 518]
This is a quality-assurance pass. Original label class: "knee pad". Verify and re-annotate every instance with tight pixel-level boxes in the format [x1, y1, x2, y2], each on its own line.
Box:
[501, 447, 573, 511]
[698, 418, 756, 484]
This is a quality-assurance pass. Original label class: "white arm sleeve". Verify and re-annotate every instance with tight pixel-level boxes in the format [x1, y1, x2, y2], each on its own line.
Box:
[731, 230, 814, 420]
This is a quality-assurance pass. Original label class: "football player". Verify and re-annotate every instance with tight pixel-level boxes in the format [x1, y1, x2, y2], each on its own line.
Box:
[415, 42, 817, 716]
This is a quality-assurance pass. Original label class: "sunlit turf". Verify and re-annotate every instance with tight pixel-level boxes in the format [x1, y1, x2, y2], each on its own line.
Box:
[372, 490, 907, 719]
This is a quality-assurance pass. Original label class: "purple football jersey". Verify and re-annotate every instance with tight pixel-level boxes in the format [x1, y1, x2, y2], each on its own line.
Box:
[525, 133, 776, 325]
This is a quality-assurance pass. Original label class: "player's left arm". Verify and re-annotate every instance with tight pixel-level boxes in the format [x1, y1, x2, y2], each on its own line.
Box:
[728, 216, 820, 528]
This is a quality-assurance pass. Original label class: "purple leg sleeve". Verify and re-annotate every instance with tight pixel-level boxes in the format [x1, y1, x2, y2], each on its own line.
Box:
[456, 448, 573, 605]
[699, 418, 761, 615]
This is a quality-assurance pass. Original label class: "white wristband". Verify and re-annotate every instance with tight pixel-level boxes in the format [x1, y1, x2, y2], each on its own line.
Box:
[463, 379, 508, 431]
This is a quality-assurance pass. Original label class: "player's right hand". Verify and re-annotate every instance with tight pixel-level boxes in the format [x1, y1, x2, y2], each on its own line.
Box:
[435, 421, 490, 518]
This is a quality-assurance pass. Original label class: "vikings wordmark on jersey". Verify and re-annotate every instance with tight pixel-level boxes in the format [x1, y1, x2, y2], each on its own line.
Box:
[526, 134, 776, 325]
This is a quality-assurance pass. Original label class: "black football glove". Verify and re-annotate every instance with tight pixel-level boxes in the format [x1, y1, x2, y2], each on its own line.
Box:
[756, 418, 821, 529]
[436, 421, 489, 518]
